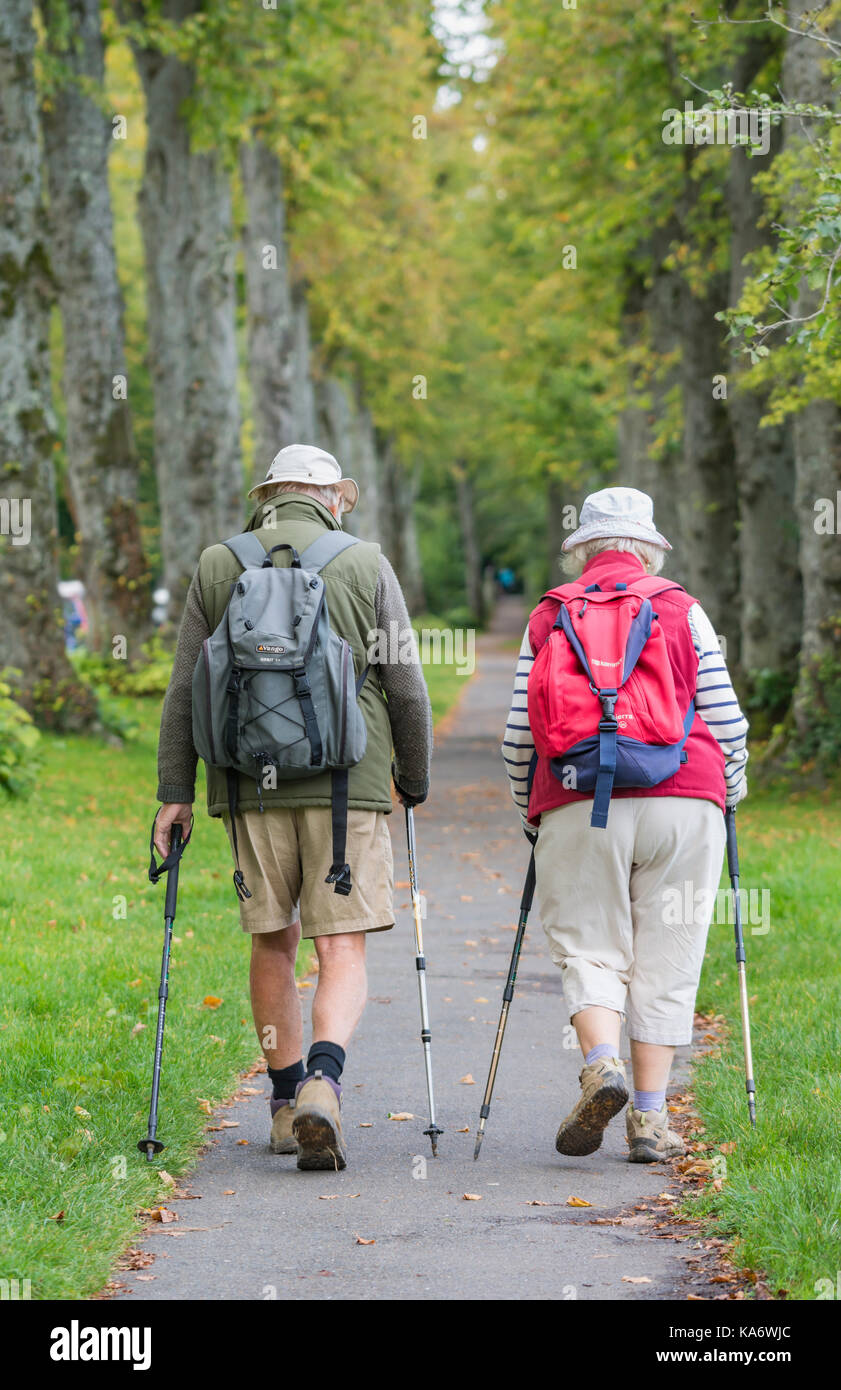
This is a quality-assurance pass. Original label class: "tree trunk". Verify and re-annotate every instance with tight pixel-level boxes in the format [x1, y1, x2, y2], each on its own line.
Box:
[379, 445, 426, 614]
[674, 257, 740, 661]
[291, 281, 317, 440]
[726, 115, 801, 685]
[783, 2, 841, 737]
[315, 373, 382, 541]
[617, 225, 683, 571]
[240, 139, 296, 471]
[0, 0, 97, 728]
[40, 0, 149, 656]
[455, 463, 483, 621]
[127, 1, 242, 616]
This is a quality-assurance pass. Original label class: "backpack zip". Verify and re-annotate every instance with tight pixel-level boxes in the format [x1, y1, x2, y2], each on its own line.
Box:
[202, 639, 218, 765]
[338, 640, 349, 763]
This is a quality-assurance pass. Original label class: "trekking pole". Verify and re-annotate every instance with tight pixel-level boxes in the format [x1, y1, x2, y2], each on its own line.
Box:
[405, 806, 443, 1157]
[725, 807, 757, 1129]
[138, 821, 184, 1160]
[474, 847, 536, 1159]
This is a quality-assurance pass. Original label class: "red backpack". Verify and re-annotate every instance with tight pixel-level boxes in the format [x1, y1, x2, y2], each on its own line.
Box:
[527, 576, 695, 828]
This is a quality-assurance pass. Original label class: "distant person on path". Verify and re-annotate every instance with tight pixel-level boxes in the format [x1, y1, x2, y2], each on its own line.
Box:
[154, 445, 432, 1171]
[502, 487, 748, 1162]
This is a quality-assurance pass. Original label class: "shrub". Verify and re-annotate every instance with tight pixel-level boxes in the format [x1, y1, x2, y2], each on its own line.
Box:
[0, 673, 42, 798]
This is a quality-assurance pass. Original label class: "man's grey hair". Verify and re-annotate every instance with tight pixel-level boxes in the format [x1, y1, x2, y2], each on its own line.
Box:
[561, 535, 666, 577]
[272, 480, 345, 514]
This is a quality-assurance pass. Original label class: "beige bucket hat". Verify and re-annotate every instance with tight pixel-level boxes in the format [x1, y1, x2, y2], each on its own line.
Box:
[247, 444, 359, 513]
[561, 486, 671, 552]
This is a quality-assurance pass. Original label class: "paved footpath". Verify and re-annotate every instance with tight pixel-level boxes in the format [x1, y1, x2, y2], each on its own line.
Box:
[117, 599, 700, 1301]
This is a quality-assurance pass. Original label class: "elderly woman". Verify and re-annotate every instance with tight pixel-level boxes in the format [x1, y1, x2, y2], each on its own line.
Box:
[502, 486, 748, 1162]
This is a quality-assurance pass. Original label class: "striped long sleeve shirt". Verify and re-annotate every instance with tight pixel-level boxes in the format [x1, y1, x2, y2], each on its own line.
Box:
[502, 602, 749, 825]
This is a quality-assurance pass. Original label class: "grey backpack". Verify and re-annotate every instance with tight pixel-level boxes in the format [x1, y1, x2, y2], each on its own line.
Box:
[192, 530, 369, 901]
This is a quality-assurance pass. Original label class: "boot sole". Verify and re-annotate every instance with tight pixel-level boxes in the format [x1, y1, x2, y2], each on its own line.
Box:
[293, 1109, 347, 1171]
[555, 1079, 629, 1157]
[269, 1138, 297, 1155]
[627, 1141, 684, 1164]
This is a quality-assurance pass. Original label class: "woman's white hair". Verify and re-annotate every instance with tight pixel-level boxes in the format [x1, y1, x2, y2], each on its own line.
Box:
[561, 535, 666, 577]
[273, 480, 344, 514]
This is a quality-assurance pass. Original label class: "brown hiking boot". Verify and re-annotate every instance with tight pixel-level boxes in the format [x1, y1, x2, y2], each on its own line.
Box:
[626, 1104, 686, 1163]
[555, 1056, 628, 1157]
[292, 1072, 347, 1171]
[269, 1099, 297, 1155]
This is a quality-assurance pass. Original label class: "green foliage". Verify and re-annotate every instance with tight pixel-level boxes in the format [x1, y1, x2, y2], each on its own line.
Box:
[0, 675, 42, 799]
[70, 634, 174, 699]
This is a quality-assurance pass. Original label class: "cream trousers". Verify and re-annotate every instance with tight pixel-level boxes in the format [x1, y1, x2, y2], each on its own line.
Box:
[534, 796, 726, 1046]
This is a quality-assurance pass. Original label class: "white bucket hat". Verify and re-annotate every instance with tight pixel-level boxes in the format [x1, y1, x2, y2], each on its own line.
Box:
[561, 485, 671, 552]
[247, 444, 359, 513]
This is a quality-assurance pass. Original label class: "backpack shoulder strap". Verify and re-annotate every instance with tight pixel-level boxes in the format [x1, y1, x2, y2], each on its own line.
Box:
[628, 577, 684, 600]
[223, 532, 269, 571]
[298, 531, 360, 574]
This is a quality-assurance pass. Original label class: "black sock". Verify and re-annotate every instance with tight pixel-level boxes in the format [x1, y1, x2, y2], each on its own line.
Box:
[306, 1040, 346, 1085]
[268, 1059, 304, 1101]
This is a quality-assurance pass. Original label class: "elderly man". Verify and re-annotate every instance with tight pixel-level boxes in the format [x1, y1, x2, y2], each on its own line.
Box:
[503, 487, 748, 1163]
[155, 445, 432, 1171]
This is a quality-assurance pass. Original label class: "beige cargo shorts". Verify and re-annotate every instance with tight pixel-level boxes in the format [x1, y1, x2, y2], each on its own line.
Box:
[534, 795, 726, 1046]
[222, 806, 395, 938]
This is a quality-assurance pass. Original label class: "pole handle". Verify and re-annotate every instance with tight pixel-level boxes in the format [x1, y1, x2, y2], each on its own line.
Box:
[164, 823, 182, 922]
[725, 806, 739, 881]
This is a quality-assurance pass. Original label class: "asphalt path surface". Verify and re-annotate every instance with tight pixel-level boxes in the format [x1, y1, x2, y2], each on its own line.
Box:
[117, 599, 701, 1301]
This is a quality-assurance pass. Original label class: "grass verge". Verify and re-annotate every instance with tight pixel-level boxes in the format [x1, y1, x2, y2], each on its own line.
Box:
[690, 788, 841, 1300]
[0, 658, 465, 1299]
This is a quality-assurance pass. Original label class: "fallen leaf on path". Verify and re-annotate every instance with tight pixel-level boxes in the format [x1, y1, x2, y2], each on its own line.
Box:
[116, 1249, 154, 1270]
[207, 1120, 239, 1130]
[474, 997, 489, 1004]
[223, 1190, 236, 1196]
[460, 895, 473, 902]
[464, 940, 478, 947]
[387, 1112, 414, 1121]
[202, 995, 223, 1009]
[157, 1170, 176, 1189]
[527, 1200, 551, 1207]
[622, 1276, 651, 1284]
[135, 1275, 155, 1282]
[567, 1196, 592, 1208]
[149, 1207, 178, 1224]
[358, 1122, 373, 1128]
[240, 1087, 261, 1095]
[462, 1193, 482, 1201]
[354, 1234, 376, 1245]
[319, 1193, 361, 1200]
[455, 1127, 469, 1133]
[459, 1074, 475, 1085]
[236, 1140, 249, 1145]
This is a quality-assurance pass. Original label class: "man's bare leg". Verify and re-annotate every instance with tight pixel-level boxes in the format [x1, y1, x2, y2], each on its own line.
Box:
[311, 930, 368, 1048]
[250, 922, 303, 1069]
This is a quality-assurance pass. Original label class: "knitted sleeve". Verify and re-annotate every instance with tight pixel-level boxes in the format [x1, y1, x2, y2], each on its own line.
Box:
[374, 555, 433, 798]
[156, 570, 210, 803]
